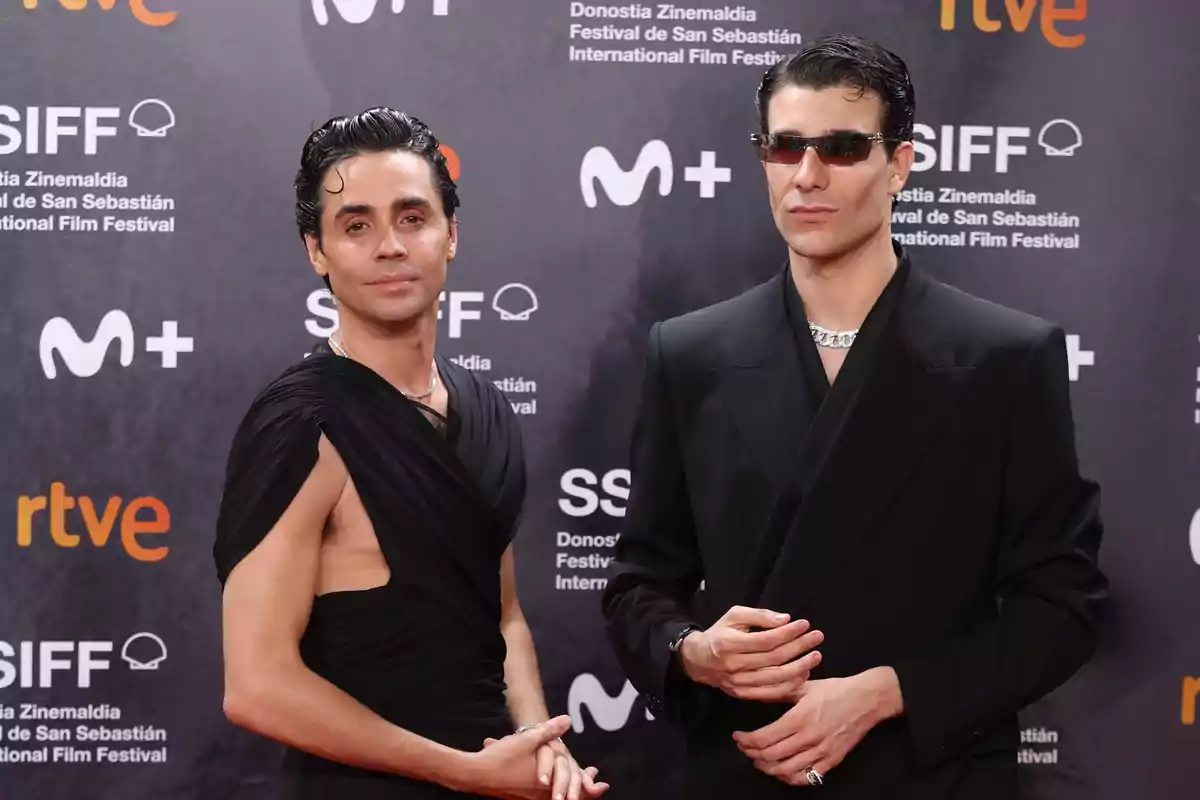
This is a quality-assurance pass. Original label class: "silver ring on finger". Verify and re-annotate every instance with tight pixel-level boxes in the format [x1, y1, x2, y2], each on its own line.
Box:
[804, 765, 824, 786]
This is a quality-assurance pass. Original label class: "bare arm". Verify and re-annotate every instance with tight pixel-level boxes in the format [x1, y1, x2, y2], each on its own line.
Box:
[496, 545, 611, 800]
[498, 545, 551, 727]
[220, 435, 468, 789]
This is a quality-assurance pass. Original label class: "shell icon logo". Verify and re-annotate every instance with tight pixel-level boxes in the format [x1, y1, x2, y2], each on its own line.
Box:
[121, 632, 168, 670]
[492, 284, 538, 321]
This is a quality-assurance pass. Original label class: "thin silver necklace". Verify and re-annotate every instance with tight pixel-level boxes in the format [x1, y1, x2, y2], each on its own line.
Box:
[327, 336, 438, 400]
[808, 322, 858, 349]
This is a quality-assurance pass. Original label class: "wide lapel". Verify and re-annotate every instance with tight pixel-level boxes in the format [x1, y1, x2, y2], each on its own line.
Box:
[714, 271, 814, 494]
[758, 270, 973, 611]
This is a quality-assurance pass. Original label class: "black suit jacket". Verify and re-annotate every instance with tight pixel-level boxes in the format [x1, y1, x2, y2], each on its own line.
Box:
[601, 257, 1107, 799]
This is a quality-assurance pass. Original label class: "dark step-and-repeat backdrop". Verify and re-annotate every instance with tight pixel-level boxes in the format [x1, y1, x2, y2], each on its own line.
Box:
[2, 1, 1198, 798]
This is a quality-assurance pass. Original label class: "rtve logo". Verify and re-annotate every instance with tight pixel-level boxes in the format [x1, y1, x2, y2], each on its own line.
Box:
[911, 119, 1081, 174]
[39, 310, 193, 379]
[1183, 676, 1200, 725]
[0, 633, 168, 690]
[312, 0, 449, 26]
[580, 140, 731, 208]
[568, 673, 653, 733]
[558, 469, 630, 518]
[439, 144, 460, 181]
[940, 0, 1086, 49]
[16, 482, 171, 562]
[15, 0, 176, 28]
[0, 99, 176, 156]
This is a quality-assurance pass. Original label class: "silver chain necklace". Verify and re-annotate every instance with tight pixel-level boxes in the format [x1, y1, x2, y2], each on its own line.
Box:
[327, 336, 438, 400]
[808, 322, 858, 349]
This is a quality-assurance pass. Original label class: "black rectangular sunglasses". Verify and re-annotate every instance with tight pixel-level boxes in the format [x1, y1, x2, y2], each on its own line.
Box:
[750, 132, 897, 165]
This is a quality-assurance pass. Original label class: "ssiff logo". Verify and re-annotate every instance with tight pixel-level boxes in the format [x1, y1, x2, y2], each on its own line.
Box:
[940, 0, 1086, 49]
[0, 633, 167, 689]
[0, 99, 177, 156]
[492, 284, 538, 321]
[910, 119, 1081, 174]
[306, 283, 536, 339]
[559, 469, 629, 518]
[581, 140, 730, 208]
[312, 0, 449, 25]
[18, 0, 177, 28]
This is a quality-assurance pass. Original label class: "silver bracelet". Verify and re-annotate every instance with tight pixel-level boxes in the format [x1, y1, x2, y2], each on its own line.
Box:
[515, 722, 563, 744]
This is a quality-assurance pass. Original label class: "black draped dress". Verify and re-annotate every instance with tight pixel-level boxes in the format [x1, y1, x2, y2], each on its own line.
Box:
[214, 342, 525, 798]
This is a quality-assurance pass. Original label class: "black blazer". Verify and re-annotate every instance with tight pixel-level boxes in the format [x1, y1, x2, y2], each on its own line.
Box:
[601, 259, 1108, 799]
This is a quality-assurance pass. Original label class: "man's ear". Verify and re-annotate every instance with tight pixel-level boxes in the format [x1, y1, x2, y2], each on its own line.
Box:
[888, 140, 915, 199]
[305, 233, 329, 281]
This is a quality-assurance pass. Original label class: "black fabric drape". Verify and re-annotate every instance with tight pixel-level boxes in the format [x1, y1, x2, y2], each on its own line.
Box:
[215, 344, 526, 798]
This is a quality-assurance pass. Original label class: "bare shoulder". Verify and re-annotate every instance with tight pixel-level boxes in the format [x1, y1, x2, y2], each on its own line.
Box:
[222, 433, 348, 599]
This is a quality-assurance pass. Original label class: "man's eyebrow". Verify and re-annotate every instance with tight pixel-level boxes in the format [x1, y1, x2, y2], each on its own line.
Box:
[392, 197, 433, 212]
[332, 203, 373, 221]
[332, 197, 433, 221]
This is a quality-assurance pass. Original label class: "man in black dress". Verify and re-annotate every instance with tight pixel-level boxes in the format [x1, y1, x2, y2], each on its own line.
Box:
[602, 35, 1107, 798]
[215, 108, 608, 800]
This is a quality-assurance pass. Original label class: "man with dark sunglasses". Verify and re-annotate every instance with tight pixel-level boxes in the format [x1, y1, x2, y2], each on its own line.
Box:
[602, 34, 1106, 799]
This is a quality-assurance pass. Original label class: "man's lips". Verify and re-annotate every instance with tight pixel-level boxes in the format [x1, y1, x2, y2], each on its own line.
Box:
[787, 204, 836, 215]
[368, 273, 419, 285]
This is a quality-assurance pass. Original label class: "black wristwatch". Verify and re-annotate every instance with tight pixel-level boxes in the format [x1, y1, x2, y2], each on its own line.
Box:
[668, 624, 701, 653]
